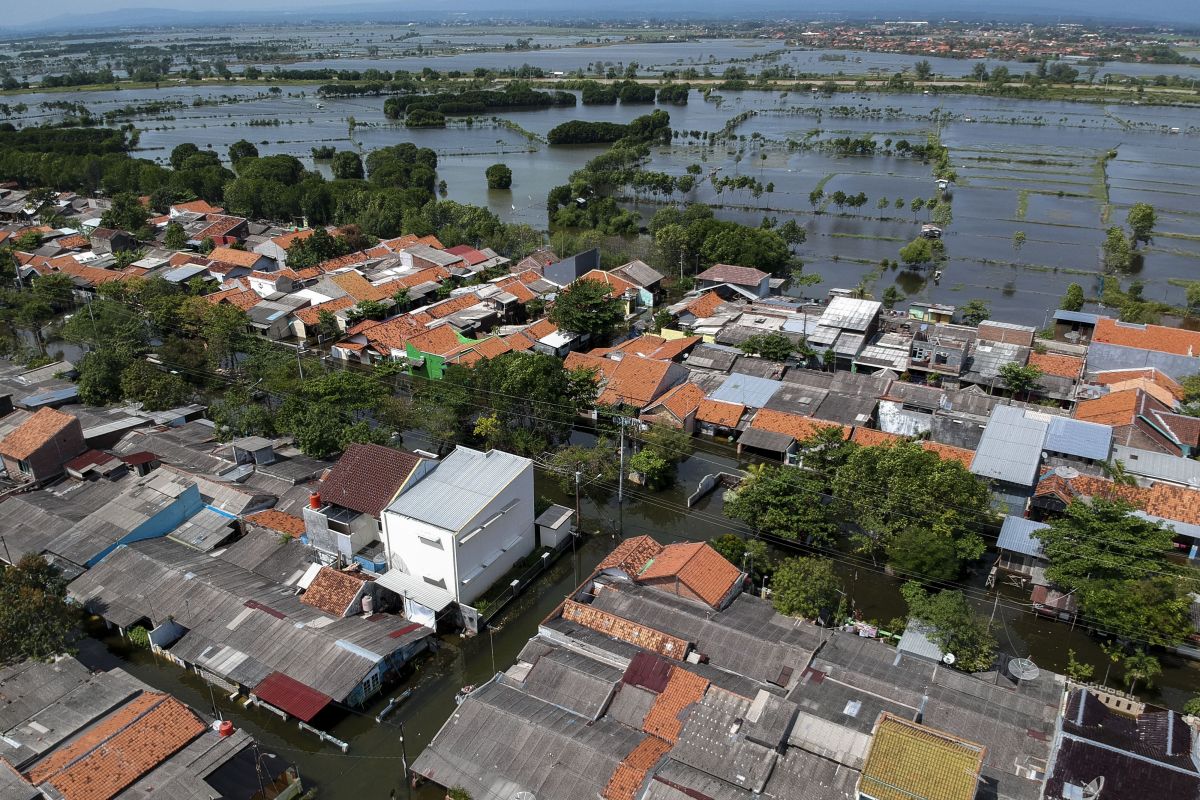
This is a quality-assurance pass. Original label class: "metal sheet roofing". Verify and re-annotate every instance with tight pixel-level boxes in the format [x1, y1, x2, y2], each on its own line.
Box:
[376, 568, 456, 612]
[252, 671, 331, 722]
[1112, 444, 1200, 487]
[385, 446, 530, 532]
[996, 515, 1049, 558]
[1044, 416, 1113, 461]
[1053, 309, 1100, 325]
[970, 404, 1049, 486]
[708, 373, 781, 409]
[817, 297, 881, 332]
[896, 622, 946, 662]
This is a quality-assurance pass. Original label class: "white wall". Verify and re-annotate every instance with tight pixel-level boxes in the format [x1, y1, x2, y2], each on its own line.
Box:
[381, 463, 535, 605]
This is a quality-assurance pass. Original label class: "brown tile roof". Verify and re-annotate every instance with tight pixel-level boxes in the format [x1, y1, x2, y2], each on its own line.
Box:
[598, 535, 664, 574]
[684, 291, 725, 318]
[1093, 367, 1184, 401]
[47, 257, 125, 286]
[26, 692, 206, 800]
[920, 441, 975, 468]
[565, 352, 615, 383]
[524, 318, 559, 340]
[851, 427, 903, 447]
[425, 292, 482, 320]
[408, 325, 467, 357]
[361, 316, 429, 353]
[750, 408, 849, 443]
[859, 713, 985, 800]
[194, 214, 245, 240]
[381, 234, 444, 252]
[207, 246, 263, 268]
[598, 357, 677, 408]
[1028, 351, 1084, 379]
[494, 275, 536, 303]
[1092, 317, 1200, 356]
[293, 296, 354, 327]
[578, 270, 637, 298]
[1073, 389, 1138, 426]
[393, 265, 452, 289]
[300, 567, 369, 617]
[602, 736, 672, 800]
[560, 599, 688, 660]
[696, 263, 768, 286]
[205, 286, 262, 311]
[450, 336, 512, 365]
[638, 541, 742, 608]
[1154, 412, 1200, 447]
[0, 407, 78, 460]
[642, 667, 710, 743]
[331, 271, 393, 302]
[617, 334, 700, 362]
[503, 332, 537, 352]
[171, 199, 224, 215]
[270, 229, 315, 250]
[321, 443, 422, 517]
[1039, 471, 1200, 527]
[696, 398, 745, 428]
[55, 234, 88, 250]
[246, 509, 306, 537]
[311, 251, 370, 274]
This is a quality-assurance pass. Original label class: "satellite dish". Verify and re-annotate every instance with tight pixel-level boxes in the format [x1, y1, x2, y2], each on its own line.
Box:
[942, 653, 956, 665]
[1009, 657, 1041, 681]
[1083, 776, 1105, 799]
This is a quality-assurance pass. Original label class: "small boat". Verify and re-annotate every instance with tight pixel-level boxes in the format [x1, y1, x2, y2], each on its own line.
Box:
[933, 270, 943, 284]
[454, 685, 476, 706]
[375, 688, 413, 722]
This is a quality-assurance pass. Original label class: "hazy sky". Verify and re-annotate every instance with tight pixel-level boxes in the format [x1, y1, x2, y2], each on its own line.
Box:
[3, 0, 1196, 29]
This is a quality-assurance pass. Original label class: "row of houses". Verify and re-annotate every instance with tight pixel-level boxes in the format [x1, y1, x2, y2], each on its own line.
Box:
[413, 535, 1197, 800]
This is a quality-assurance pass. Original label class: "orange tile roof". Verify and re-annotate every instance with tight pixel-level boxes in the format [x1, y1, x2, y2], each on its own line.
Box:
[204, 286, 262, 312]
[55, 234, 88, 250]
[652, 382, 705, 422]
[381, 234, 444, 251]
[851, 427, 903, 447]
[171, 199, 224, 215]
[407, 325, 467, 357]
[464, 336, 511, 361]
[270, 229, 315, 250]
[301, 567, 368, 616]
[696, 263, 768, 286]
[598, 357, 677, 408]
[312, 251, 371, 274]
[331, 271, 393, 302]
[685, 291, 725, 318]
[361, 316, 429, 352]
[696, 399, 744, 428]
[503, 332, 537, 352]
[1028, 351, 1084, 380]
[561, 599, 688, 660]
[525, 318, 558, 340]
[293, 296, 354, 326]
[617, 334, 699, 361]
[1093, 368, 1185, 401]
[0, 407, 78, 460]
[246, 509, 306, 537]
[1092, 317, 1200, 357]
[750, 408, 850, 443]
[598, 535, 664, 574]
[1103, 378, 1177, 409]
[602, 736, 672, 800]
[638, 541, 742, 608]
[392, 265, 451, 289]
[642, 667, 709, 743]
[578, 269, 637, 298]
[46, 257, 125, 286]
[564, 352, 614, 382]
[1073, 389, 1141, 426]
[425, 292, 482, 320]
[494, 275, 536, 303]
[920, 441, 975, 468]
[207, 246, 263, 268]
[26, 692, 206, 800]
[194, 214, 245, 240]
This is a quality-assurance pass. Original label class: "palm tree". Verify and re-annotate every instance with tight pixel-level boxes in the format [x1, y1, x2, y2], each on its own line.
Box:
[1123, 650, 1161, 695]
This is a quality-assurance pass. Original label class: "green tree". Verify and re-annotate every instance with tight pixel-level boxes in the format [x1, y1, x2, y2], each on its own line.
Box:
[467, 352, 593, 455]
[900, 582, 996, 672]
[960, 299, 990, 326]
[1065, 649, 1095, 682]
[0, 555, 78, 665]
[485, 163, 513, 190]
[724, 463, 838, 544]
[549, 279, 624, 337]
[778, 219, 807, 246]
[1126, 202, 1156, 247]
[100, 192, 150, 236]
[75, 350, 130, 406]
[832, 441, 991, 564]
[885, 526, 965, 581]
[771, 557, 844, 621]
[881, 286, 903, 311]
[1103, 225, 1132, 271]
[1184, 696, 1200, 716]
[913, 60, 934, 81]
[164, 221, 188, 250]
[1040, 499, 1193, 645]
[548, 436, 621, 503]
[228, 139, 259, 166]
[331, 151, 365, 180]
[739, 333, 794, 361]
[1060, 282, 1085, 312]
[1122, 650, 1161, 695]
[898, 236, 934, 266]
[119, 360, 191, 411]
[999, 361, 1043, 399]
[630, 423, 694, 490]
[709, 534, 770, 576]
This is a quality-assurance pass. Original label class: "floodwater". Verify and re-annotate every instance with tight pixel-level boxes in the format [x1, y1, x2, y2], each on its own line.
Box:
[95, 430, 1200, 799]
[6, 77, 1200, 323]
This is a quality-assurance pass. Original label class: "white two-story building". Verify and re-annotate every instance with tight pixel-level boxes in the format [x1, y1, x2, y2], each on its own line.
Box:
[380, 447, 535, 611]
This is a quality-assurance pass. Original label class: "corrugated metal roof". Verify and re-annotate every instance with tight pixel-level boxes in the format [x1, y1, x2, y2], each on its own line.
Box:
[1054, 309, 1099, 325]
[385, 446, 530, 532]
[709, 373, 781, 409]
[996, 515, 1049, 558]
[1086, 342, 1200, 381]
[896, 622, 946, 662]
[818, 297, 881, 332]
[376, 569, 456, 612]
[1131, 511, 1200, 542]
[1112, 444, 1200, 487]
[1044, 416, 1113, 461]
[252, 671, 331, 722]
[970, 404, 1048, 486]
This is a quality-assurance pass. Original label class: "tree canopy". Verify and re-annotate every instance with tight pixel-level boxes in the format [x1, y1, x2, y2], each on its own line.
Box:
[771, 557, 844, 621]
[0, 555, 78, 665]
[900, 582, 996, 672]
[549, 278, 625, 337]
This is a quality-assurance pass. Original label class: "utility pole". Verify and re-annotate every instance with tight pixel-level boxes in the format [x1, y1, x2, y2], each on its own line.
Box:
[573, 470, 582, 586]
[617, 402, 626, 539]
[295, 343, 305, 381]
[398, 720, 411, 799]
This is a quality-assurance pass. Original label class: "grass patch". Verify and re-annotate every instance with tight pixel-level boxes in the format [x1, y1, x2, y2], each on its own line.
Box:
[1158, 231, 1200, 243]
[829, 232, 905, 242]
[1016, 190, 1029, 220]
